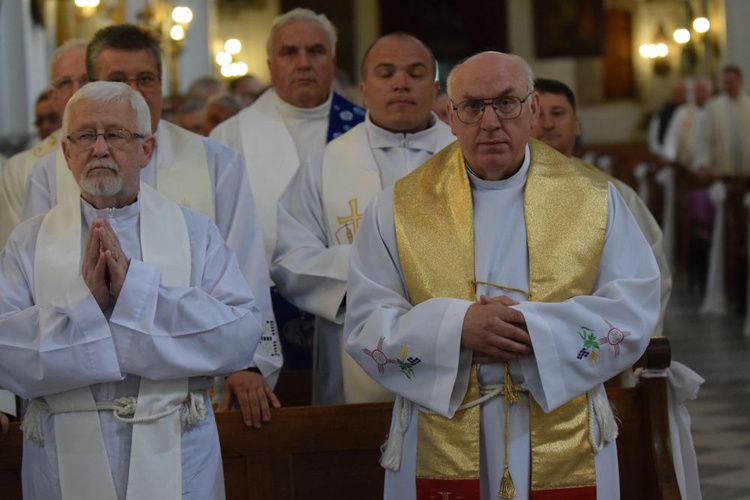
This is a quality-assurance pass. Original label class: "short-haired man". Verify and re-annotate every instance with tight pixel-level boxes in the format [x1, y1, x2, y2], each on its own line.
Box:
[0, 81, 263, 498]
[531, 77, 672, 335]
[695, 64, 750, 175]
[345, 52, 660, 499]
[210, 8, 364, 380]
[34, 90, 61, 141]
[272, 33, 454, 405]
[531, 79, 703, 499]
[0, 39, 88, 248]
[21, 24, 281, 428]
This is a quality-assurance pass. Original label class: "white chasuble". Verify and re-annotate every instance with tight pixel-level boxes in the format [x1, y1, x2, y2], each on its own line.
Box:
[34, 184, 191, 500]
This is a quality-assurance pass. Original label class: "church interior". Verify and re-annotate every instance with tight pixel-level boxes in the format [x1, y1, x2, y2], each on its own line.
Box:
[1, 0, 750, 499]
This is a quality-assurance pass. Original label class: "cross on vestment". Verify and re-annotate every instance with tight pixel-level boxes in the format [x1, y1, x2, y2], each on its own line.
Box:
[337, 198, 364, 243]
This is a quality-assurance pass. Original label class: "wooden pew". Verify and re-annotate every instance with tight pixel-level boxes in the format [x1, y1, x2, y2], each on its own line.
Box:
[0, 338, 681, 499]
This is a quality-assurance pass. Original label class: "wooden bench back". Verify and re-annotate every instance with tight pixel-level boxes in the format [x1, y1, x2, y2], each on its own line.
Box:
[0, 338, 681, 499]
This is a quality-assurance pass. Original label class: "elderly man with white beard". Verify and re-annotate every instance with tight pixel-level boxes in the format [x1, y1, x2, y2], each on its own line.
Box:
[0, 82, 264, 499]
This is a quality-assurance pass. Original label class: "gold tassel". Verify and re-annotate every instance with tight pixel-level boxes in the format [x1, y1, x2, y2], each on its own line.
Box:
[498, 465, 516, 498]
[503, 363, 518, 404]
[499, 362, 517, 498]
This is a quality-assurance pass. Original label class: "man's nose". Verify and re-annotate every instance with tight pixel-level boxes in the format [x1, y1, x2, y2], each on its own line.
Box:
[92, 134, 111, 155]
[480, 105, 501, 130]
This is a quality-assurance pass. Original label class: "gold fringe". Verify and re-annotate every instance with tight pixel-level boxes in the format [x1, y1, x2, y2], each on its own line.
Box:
[498, 465, 516, 498]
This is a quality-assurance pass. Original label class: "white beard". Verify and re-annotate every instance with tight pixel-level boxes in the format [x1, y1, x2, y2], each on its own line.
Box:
[80, 160, 123, 198]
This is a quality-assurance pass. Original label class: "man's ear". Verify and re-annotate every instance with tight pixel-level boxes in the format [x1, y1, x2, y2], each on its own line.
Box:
[62, 140, 74, 172]
[140, 135, 156, 169]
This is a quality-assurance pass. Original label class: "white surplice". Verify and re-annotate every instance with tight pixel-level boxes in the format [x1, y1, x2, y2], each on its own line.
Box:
[344, 149, 661, 499]
[0, 194, 263, 499]
[271, 114, 455, 404]
[19, 120, 281, 385]
[0, 130, 61, 248]
[210, 89, 332, 270]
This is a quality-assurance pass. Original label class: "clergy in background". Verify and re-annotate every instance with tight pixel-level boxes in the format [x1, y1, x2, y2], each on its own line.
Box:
[211, 9, 365, 381]
[0, 82, 263, 499]
[344, 52, 660, 499]
[272, 33, 454, 405]
[20, 24, 280, 429]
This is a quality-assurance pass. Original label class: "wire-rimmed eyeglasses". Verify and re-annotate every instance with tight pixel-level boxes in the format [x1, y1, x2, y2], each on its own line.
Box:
[66, 129, 146, 150]
[452, 92, 533, 124]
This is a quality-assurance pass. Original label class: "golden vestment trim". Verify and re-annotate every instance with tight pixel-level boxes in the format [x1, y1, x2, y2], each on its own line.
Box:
[393, 138, 608, 499]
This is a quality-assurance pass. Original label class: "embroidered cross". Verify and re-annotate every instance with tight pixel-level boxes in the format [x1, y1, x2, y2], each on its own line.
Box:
[337, 198, 363, 240]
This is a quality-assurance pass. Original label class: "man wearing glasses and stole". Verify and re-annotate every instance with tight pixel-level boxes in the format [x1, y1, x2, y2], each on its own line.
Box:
[0, 82, 263, 499]
[21, 24, 281, 430]
[344, 52, 661, 499]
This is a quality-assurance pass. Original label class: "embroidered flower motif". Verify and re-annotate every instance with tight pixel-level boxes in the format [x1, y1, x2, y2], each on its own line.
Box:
[577, 326, 599, 364]
[396, 344, 421, 379]
[598, 319, 630, 357]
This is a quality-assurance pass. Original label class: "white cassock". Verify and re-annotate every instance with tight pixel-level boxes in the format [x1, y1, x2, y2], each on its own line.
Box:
[345, 151, 661, 499]
[0, 130, 60, 248]
[271, 114, 454, 404]
[0, 193, 263, 499]
[693, 93, 750, 174]
[19, 120, 282, 386]
[211, 88, 339, 269]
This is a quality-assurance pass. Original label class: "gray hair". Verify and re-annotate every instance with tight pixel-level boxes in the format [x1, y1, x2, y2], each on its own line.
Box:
[266, 8, 337, 57]
[446, 52, 535, 100]
[50, 39, 88, 79]
[63, 81, 151, 136]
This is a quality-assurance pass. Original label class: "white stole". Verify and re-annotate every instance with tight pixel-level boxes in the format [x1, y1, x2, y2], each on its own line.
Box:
[56, 121, 214, 221]
[320, 124, 394, 403]
[34, 184, 192, 500]
[238, 90, 300, 261]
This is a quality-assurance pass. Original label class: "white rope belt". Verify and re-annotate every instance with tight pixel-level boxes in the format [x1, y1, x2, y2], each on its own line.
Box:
[21, 391, 208, 445]
[380, 383, 616, 471]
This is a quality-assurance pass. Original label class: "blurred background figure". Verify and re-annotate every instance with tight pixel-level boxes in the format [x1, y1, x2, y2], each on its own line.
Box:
[175, 98, 205, 134]
[33, 90, 60, 141]
[202, 94, 243, 136]
[229, 74, 265, 107]
[186, 75, 224, 104]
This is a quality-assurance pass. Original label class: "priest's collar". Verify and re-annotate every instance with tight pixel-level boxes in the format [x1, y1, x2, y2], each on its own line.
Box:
[273, 88, 332, 120]
[466, 144, 530, 191]
[80, 194, 140, 225]
[366, 111, 440, 151]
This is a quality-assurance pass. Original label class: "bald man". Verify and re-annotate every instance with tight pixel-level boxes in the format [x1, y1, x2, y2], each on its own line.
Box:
[344, 52, 659, 499]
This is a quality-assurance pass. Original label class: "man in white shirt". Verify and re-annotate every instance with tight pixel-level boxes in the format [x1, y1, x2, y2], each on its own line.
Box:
[272, 33, 454, 405]
[0, 81, 263, 499]
[345, 51, 660, 499]
[20, 24, 280, 428]
[211, 8, 364, 379]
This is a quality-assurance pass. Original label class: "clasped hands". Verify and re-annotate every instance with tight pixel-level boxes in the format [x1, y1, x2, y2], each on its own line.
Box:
[461, 295, 532, 364]
[82, 218, 129, 311]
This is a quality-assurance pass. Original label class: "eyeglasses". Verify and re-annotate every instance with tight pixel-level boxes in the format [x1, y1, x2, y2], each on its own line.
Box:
[106, 74, 160, 91]
[452, 92, 533, 124]
[52, 75, 89, 92]
[66, 129, 146, 150]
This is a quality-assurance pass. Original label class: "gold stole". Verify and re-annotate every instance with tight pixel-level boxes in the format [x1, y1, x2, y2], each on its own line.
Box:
[393, 139, 608, 499]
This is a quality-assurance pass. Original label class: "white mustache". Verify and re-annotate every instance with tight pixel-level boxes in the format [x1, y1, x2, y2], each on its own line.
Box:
[83, 160, 119, 176]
